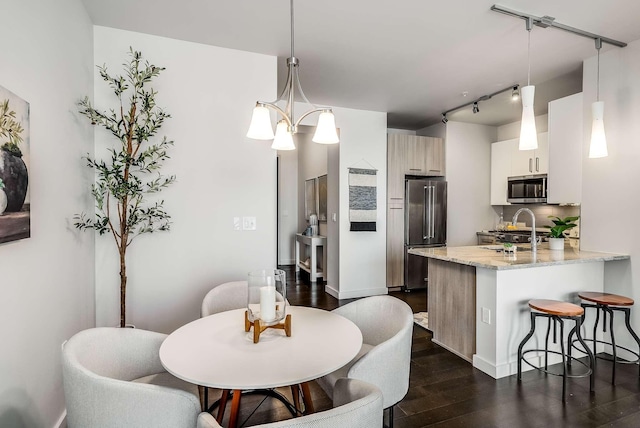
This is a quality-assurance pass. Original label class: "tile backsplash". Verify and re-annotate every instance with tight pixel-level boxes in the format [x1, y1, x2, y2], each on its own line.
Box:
[497, 205, 580, 230]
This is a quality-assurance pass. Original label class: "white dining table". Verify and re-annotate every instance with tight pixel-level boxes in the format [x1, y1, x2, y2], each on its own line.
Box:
[159, 306, 362, 427]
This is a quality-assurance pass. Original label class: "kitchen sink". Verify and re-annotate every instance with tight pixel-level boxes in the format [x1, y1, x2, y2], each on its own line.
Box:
[479, 245, 532, 252]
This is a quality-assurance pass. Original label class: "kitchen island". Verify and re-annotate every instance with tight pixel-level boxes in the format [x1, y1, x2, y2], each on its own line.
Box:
[408, 244, 629, 379]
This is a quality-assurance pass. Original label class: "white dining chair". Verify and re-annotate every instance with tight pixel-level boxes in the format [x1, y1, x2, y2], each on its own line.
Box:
[205, 378, 383, 427]
[201, 280, 248, 317]
[315, 295, 413, 428]
[62, 327, 217, 428]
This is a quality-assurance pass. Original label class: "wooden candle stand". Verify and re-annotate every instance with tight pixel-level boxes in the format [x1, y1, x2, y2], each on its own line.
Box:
[245, 311, 292, 344]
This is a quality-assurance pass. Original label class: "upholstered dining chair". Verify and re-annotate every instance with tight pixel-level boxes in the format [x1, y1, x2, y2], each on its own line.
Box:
[206, 378, 383, 428]
[62, 327, 217, 428]
[315, 295, 413, 428]
[201, 280, 249, 318]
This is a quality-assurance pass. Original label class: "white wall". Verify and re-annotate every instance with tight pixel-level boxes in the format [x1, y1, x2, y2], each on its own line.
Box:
[445, 122, 497, 245]
[0, 1, 94, 426]
[581, 41, 640, 348]
[278, 150, 298, 265]
[331, 107, 388, 299]
[93, 27, 277, 333]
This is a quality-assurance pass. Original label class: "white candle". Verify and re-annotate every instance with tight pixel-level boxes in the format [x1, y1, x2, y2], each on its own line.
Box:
[260, 285, 276, 322]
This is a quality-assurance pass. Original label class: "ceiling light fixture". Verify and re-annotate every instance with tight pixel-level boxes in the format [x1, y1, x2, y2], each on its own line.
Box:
[511, 85, 520, 101]
[246, 0, 339, 150]
[441, 113, 448, 124]
[589, 38, 607, 158]
[519, 18, 538, 151]
[440, 84, 518, 122]
[472, 102, 479, 114]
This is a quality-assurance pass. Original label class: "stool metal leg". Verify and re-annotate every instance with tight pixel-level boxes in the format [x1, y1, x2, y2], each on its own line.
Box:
[544, 316, 553, 370]
[558, 316, 567, 402]
[622, 307, 640, 378]
[604, 306, 617, 385]
[518, 311, 537, 381]
[573, 316, 595, 392]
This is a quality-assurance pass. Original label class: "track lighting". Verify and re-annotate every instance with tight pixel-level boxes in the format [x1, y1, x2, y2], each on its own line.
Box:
[472, 102, 479, 114]
[441, 113, 448, 124]
[511, 85, 520, 101]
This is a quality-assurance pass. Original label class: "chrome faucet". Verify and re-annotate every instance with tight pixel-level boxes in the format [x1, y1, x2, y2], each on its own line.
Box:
[512, 208, 537, 254]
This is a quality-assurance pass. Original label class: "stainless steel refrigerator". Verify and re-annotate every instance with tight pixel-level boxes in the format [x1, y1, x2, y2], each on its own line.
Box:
[404, 178, 447, 290]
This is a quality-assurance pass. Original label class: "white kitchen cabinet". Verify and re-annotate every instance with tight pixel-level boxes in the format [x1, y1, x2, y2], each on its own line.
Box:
[490, 139, 514, 205]
[510, 132, 548, 176]
[547, 93, 583, 204]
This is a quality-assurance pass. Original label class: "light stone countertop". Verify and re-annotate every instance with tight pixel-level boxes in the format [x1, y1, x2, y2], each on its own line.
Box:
[408, 244, 629, 270]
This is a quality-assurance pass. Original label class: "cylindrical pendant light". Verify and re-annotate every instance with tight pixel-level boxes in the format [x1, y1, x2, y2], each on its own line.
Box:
[312, 110, 339, 144]
[519, 18, 538, 151]
[589, 39, 608, 158]
[271, 120, 295, 150]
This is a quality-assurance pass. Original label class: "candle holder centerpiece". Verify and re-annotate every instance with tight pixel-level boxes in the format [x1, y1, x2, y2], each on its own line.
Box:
[245, 269, 291, 343]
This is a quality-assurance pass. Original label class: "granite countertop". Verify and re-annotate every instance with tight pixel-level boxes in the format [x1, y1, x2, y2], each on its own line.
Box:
[408, 244, 629, 270]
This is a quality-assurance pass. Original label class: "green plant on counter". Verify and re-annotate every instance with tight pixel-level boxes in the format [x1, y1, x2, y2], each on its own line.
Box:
[545, 216, 579, 238]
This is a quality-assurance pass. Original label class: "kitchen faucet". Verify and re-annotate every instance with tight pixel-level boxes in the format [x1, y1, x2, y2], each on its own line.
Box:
[512, 208, 537, 254]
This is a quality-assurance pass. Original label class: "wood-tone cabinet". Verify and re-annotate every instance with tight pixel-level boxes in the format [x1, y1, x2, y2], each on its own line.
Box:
[386, 134, 445, 287]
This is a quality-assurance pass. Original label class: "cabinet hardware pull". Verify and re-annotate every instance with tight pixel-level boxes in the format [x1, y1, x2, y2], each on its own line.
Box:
[536, 157, 539, 172]
[390, 207, 403, 210]
[409, 168, 422, 171]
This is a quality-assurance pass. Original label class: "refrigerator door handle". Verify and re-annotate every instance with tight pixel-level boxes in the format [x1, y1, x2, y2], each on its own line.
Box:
[423, 186, 429, 240]
[430, 186, 436, 238]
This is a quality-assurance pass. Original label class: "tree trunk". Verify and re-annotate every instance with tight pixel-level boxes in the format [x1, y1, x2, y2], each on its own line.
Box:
[119, 246, 127, 328]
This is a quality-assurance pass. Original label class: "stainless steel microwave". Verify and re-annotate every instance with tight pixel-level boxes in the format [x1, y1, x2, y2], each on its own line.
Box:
[507, 174, 547, 203]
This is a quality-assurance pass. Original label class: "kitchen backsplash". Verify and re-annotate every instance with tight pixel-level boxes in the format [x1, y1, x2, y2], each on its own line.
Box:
[497, 205, 580, 230]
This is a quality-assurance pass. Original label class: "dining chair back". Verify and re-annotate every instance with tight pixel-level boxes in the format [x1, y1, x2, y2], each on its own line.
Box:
[316, 295, 413, 427]
[201, 281, 248, 317]
[62, 327, 217, 428]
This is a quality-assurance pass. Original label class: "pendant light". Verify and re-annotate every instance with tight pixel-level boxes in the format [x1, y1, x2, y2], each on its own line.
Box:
[247, 0, 339, 149]
[519, 17, 538, 151]
[589, 38, 608, 158]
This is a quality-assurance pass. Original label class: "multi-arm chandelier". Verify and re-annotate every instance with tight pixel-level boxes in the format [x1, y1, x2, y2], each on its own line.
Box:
[246, 0, 339, 150]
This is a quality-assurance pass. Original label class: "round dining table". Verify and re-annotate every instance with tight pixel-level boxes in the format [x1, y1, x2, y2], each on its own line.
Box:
[159, 306, 363, 427]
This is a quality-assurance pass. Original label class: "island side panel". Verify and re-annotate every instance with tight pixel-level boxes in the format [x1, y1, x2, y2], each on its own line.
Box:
[428, 258, 476, 362]
[474, 261, 605, 379]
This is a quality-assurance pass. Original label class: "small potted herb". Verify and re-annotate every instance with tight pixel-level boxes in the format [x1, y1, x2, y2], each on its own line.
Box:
[545, 216, 579, 250]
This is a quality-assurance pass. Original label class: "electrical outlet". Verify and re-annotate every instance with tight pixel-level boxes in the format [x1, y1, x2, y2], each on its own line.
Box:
[481, 307, 491, 324]
[233, 217, 241, 231]
[243, 216, 257, 231]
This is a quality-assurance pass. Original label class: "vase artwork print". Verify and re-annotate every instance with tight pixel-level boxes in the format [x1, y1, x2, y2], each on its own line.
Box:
[0, 84, 30, 244]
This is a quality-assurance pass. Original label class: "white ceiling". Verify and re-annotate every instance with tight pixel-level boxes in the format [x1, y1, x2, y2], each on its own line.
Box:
[80, 0, 640, 130]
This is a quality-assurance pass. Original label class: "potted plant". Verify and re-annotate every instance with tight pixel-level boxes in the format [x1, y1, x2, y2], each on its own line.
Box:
[74, 49, 175, 328]
[544, 215, 579, 250]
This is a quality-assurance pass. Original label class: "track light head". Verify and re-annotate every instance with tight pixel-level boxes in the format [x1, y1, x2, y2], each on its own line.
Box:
[441, 113, 448, 124]
[512, 85, 520, 101]
[472, 102, 479, 114]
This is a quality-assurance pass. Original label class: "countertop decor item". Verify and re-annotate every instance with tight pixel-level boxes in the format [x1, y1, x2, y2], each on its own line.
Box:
[245, 269, 291, 343]
[247, 0, 338, 149]
[74, 49, 175, 328]
[545, 216, 579, 250]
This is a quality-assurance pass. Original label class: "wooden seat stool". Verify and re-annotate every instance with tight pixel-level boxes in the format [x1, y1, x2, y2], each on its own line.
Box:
[517, 299, 595, 401]
[568, 291, 640, 385]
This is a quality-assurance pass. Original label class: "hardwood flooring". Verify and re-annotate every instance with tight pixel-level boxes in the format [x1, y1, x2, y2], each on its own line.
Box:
[233, 266, 640, 427]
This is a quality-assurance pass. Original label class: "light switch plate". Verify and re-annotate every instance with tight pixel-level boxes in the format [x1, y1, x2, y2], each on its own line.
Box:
[481, 307, 491, 324]
[233, 217, 241, 231]
[243, 216, 256, 230]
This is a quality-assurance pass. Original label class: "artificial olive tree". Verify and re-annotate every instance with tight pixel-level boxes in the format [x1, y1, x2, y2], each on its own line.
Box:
[75, 49, 175, 327]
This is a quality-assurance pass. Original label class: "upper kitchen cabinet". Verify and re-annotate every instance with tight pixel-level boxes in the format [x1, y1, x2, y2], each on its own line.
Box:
[510, 133, 549, 176]
[490, 139, 514, 205]
[547, 93, 583, 204]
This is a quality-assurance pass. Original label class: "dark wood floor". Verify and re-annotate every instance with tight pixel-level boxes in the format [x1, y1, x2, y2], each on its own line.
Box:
[232, 266, 640, 427]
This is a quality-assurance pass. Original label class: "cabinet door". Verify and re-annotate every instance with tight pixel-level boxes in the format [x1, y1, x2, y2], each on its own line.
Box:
[511, 144, 535, 176]
[490, 139, 515, 205]
[533, 132, 549, 174]
[406, 137, 427, 174]
[547, 93, 583, 204]
[387, 134, 408, 201]
[426, 137, 445, 176]
[386, 204, 405, 287]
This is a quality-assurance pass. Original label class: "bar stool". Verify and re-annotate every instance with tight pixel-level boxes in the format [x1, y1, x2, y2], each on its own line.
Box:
[517, 299, 595, 401]
[568, 291, 640, 385]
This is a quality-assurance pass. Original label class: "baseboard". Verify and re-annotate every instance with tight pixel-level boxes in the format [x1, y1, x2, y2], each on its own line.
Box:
[54, 410, 66, 428]
[325, 284, 339, 299]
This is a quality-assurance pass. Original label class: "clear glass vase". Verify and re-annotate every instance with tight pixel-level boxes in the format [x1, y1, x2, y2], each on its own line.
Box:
[247, 269, 287, 326]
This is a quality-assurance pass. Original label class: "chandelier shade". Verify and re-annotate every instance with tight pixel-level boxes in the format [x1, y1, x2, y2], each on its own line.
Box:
[589, 101, 607, 158]
[247, 104, 275, 140]
[519, 85, 538, 150]
[271, 120, 296, 150]
[312, 111, 339, 144]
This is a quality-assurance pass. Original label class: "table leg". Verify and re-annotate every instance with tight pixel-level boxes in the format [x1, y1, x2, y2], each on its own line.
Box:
[311, 244, 317, 282]
[216, 389, 230, 422]
[295, 240, 300, 273]
[228, 389, 242, 428]
[300, 382, 315, 414]
[290, 385, 302, 415]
